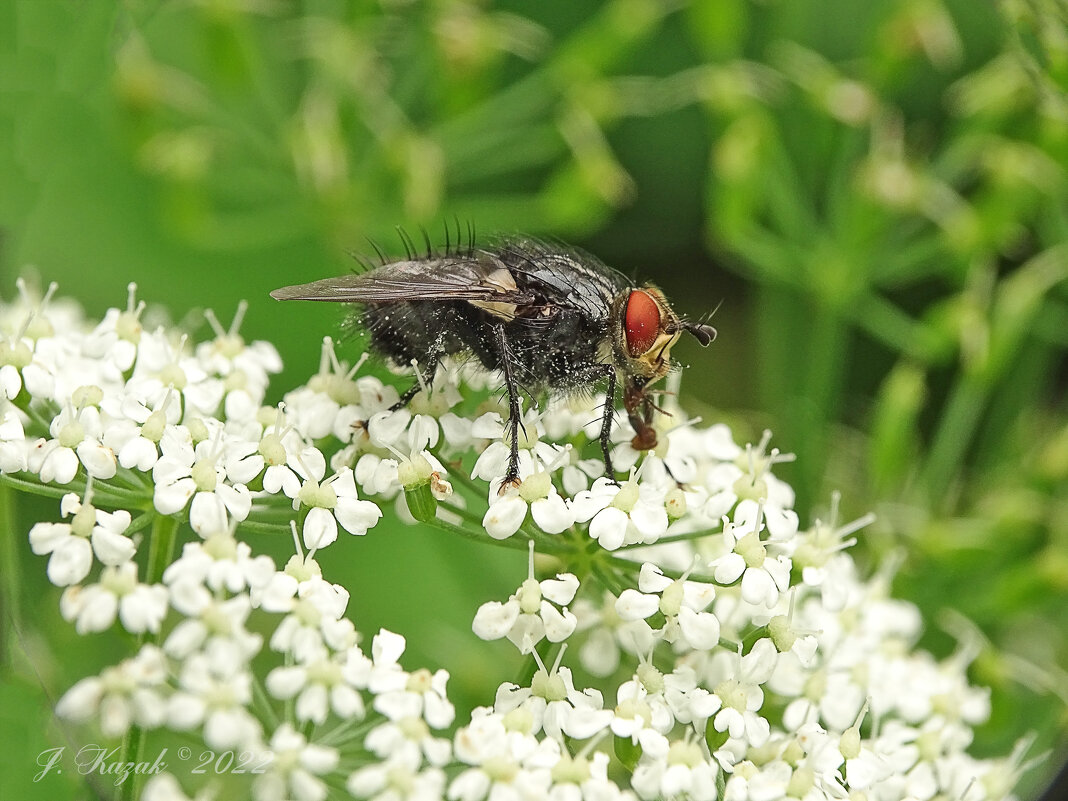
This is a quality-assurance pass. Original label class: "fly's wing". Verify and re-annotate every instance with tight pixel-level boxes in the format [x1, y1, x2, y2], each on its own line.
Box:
[270, 258, 536, 305]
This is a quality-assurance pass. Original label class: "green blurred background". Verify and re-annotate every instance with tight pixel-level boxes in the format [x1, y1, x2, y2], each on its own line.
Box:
[2, 0, 1066, 798]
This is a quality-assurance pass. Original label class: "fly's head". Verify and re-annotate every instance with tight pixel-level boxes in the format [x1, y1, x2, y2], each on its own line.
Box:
[611, 286, 717, 451]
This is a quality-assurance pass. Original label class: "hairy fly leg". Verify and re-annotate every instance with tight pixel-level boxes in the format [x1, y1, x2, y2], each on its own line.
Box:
[390, 359, 439, 412]
[493, 323, 523, 491]
[599, 365, 618, 479]
[624, 381, 659, 453]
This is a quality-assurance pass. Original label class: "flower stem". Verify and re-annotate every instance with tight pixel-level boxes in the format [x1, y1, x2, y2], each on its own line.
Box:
[238, 519, 297, 535]
[0, 481, 20, 668]
[615, 529, 720, 550]
[118, 725, 144, 801]
[0, 472, 149, 508]
[145, 514, 179, 586]
[0, 473, 75, 500]
[120, 514, 178, 801]
[251, 674, 280, 731]
[591, 562, 627, 597]
[429, 507, 531, 552]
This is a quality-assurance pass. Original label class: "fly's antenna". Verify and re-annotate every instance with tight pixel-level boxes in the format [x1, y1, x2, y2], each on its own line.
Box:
[681, 320, 717, 346]
[365, 237, 388, 266]
[396, 226, 416, 260]
[420, 225, 433, 259]
[679, 299, 722, 346]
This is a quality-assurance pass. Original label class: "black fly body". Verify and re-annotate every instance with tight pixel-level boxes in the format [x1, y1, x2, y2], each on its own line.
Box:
[271, 230, 716, 488]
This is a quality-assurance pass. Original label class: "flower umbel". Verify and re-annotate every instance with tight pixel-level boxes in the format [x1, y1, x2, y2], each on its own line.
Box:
[0, 284, 1033, 801]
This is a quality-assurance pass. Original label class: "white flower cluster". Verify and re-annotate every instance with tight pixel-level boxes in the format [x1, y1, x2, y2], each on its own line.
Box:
[1, 281, 1031, 801]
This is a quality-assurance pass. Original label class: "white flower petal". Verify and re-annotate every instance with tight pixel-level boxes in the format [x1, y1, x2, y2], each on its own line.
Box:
[505, 613, 545, 653]
[472, 600, 520, 640]
[371, 629, 406, 664]
[77, 440, 117, 480]
[540, 573, 579, 605]
[638, 562, 672, 593]
[296, 684, 329, 725]
[540, 602, 577, 643]
[265, 666, 305, 700]
[216, 483, 252, 521]
[91, 527, 136, 566]
[189, 491, 228, 536]
[407, 414, 440, 451]
[629, 501, 668, 541]
[589, 507, 629, 550]
[47, 538, 93, 586]
[28, 522, 68, 555]
[335, 498, 382, 536]
[154, 477, 196, 515]
[119, 586, 168, 633]
[0, 364, 21, 399]
[367, 409, 410, 447]
[615, 589, 660, 621]
[530, 494, 573, 534]
[678, 607, 721, 650]
[740, 567, 777, 607]
[713, 553, 746, 585]
[303, 508, 339, 550]
[119, 438, 159, 471]
[482, 496, 527, 540]
[41, 447, 79, 484]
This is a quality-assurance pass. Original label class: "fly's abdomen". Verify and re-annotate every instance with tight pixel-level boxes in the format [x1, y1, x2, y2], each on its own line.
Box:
[360, 300, 498, 371]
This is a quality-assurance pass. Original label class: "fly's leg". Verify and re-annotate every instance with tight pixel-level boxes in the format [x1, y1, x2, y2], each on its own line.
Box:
[599, 365, 618, 480]
[633, 395, 658, 450]
[624, 381, 658, 452]
[390, 360, 438, 412]
[494, 324, 523, 491]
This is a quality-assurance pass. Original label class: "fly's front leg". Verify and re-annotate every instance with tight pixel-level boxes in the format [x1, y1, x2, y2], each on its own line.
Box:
[493, 324, 523, 491]
[390, 360, 438, 411]
[599, 365, 617, 480]
[624, 380, 658, 452]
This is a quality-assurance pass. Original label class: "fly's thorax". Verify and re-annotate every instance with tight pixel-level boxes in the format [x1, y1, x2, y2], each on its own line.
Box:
[609, 286, 683, 385]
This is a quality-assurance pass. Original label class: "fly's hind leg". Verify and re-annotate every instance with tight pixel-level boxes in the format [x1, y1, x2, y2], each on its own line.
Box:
[493, 324, 523, 492]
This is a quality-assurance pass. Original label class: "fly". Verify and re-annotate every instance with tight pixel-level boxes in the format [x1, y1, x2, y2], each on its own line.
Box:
[270, 229, 716, 488]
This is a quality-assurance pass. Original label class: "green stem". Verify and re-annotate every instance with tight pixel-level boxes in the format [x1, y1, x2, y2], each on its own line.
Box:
[615, 529, 720, 550]
[600, 552, 719, 585]
[145, 514, 179, 586]
[438, 462, 487, 499]
[251, 674, 280, 731]
[118, 725, 144, 801]
[591, 562, 627, 597]
[0, 482, 20, 669]
[428, 507, 532, 552]
[0, 473, 80, 500]
[318, 715, 376, 749]
[121, 514, 179, 801]
[237, 519, 297, 535]
[432, 460, 575, 554]
[0, 473, 149, 508]
[124, 511, 158, 536]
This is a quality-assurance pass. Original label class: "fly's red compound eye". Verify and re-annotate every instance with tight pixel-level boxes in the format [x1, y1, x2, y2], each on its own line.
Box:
[624, 290, 661, 357]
